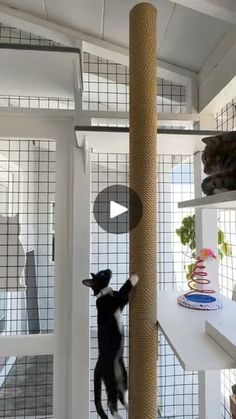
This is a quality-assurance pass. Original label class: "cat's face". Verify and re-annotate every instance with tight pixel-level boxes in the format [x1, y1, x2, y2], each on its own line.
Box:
[82, 269, 112, 295]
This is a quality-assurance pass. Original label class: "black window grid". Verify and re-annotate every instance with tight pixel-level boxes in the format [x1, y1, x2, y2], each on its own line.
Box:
[90, 152, 198, 418]
[216, 99, 236, 131]
[0, 95, 75, 110]
[0, 26, 187, 115]
[0, 23, 60, 46]
[0, 139, 55, 335]
[0, 355, 53, 418]
[0, 24, 187, 116]
[216, 101, 236, 419]
[83, 52, 187, 114]
[0, 23, 75, 111]
[218, 210, 236, 418]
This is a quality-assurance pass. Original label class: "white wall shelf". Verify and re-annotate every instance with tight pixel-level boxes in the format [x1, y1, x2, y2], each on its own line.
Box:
[157, 291, 236, 371]
[178, 190, 236, 210]
[0, 46, 80, 98]
[75, 129, 210, 155]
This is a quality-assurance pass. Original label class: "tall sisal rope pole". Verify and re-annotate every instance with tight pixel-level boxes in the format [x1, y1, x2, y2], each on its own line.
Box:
[129, 3, 158, 419]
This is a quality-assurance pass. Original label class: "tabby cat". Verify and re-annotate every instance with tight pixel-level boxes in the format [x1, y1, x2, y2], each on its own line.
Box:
[201, 133, 236, 195]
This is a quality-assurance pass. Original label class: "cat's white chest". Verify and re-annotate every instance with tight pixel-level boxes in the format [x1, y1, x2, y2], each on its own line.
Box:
[114, 308, 123, 333]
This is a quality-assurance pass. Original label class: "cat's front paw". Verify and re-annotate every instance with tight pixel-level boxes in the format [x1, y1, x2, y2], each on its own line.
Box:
[130, 273, 139, 287]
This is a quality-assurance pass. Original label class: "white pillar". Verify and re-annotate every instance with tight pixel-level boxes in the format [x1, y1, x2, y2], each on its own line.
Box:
[53, 128, 74, 419]
[194, 151, 221, 419]
[70, 145, 91, 419]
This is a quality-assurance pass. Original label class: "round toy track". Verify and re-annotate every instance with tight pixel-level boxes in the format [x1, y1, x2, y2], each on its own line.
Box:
[177, 293, 223, 310]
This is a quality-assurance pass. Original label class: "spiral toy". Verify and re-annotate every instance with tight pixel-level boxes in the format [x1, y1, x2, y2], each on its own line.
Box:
[177, 248, 222, 310]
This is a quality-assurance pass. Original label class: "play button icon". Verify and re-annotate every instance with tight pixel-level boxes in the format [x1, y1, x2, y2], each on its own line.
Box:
[110, 201, 128, 219]
[93, 184, 143, 234]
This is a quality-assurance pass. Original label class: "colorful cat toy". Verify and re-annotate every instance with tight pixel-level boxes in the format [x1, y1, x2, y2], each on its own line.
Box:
[177, 248, 222, 310]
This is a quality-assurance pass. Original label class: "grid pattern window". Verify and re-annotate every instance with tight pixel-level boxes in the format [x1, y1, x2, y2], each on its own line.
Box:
[90, 153, 198, 418]
[83, 52, 187, 114]
[216, 101, 236, 419]
[0, 139, 55, 335]
[216, 98, 236, 131]
[218, 210, 236, 419]
[0, 355, 53, 418]
[0, 24, 75, 110]
[91, 118, 130, 128]
[0, 96, 75, 110]
[0, 23, 60, 46]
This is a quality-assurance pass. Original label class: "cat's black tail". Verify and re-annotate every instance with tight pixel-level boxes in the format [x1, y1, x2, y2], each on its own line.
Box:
[94, 362, 108, 419]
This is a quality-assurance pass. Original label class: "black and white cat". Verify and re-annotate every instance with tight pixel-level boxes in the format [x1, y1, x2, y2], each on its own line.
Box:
[83, 269, 139, 419]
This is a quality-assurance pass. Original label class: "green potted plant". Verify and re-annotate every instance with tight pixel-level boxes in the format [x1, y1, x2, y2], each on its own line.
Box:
[176, 215, 232, 280]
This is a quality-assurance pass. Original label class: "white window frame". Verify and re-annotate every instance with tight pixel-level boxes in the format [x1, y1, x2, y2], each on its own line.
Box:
[0, 109, 77, 419]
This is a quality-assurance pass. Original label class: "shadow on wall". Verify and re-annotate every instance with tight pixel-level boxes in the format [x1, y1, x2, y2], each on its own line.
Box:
[233, 283, 236, 302]
[0, 215, 40, 333]
[25, 250, 40, 334]
[0, 214, 25, 291]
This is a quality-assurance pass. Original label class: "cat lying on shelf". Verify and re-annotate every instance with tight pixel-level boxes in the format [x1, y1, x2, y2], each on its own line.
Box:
[202, 133, 236, 176]
[83, 269, 139, 419]
[201, 133, 236, 195]
[201, 169, 236, 195]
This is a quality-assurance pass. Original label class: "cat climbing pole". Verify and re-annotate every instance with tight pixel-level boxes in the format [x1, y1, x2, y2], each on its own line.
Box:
[129, 3, 158, 419]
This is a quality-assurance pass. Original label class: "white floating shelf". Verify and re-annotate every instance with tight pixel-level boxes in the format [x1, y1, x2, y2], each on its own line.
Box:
[157, 291, 236, 371]
[178, 190, 236, 210]
[75, 129, 207, 155]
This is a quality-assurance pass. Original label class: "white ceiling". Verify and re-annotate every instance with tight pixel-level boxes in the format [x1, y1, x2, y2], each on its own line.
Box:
[158, 4, 231, 72]
[1, 0, 47, 19]
[103, 0, 175, 50]
[0, 0, 233, 73]
[44, 0, 104, 38]
[211, 0, 236, 12]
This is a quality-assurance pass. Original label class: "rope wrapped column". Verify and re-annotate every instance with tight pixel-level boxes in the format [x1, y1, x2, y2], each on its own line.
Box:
[129, 3, 158, 419]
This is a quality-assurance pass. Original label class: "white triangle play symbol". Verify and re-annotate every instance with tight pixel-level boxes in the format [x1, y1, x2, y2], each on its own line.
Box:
[110, 201, 128, 219]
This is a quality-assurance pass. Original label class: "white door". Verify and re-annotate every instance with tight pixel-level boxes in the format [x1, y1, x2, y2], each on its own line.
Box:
[0, 136, 71, 419]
